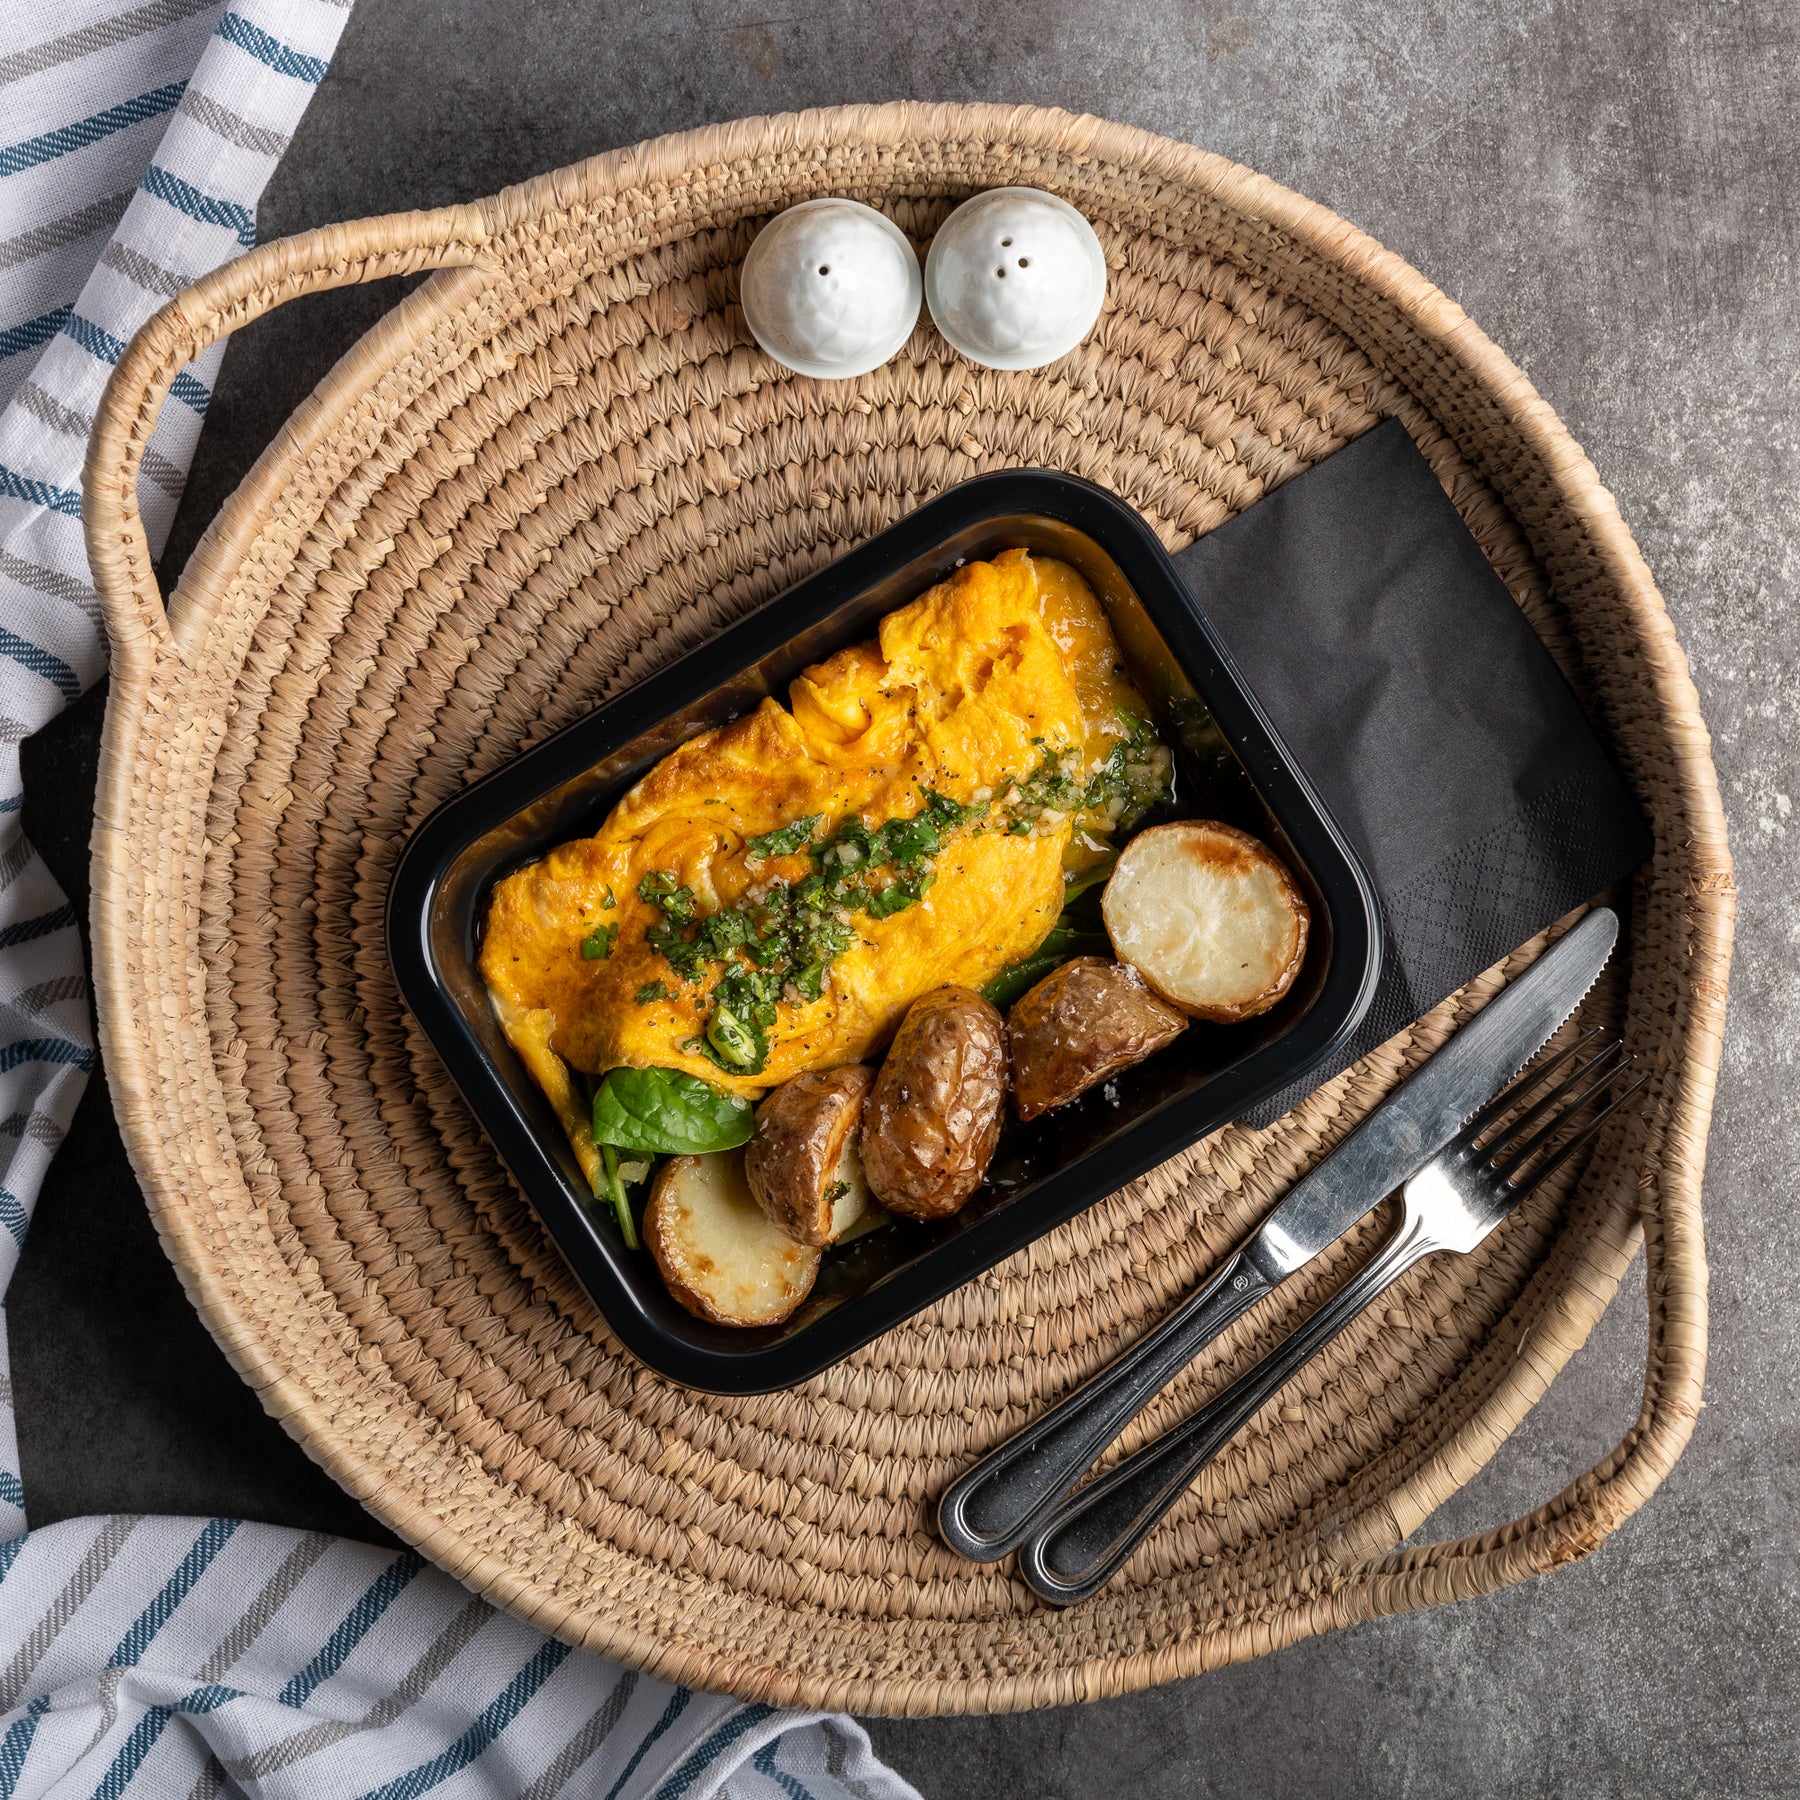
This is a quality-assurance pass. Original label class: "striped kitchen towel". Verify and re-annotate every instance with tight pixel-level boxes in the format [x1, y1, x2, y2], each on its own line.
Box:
[0, 1518, 912, 1799]
[0, 6, 920, 1796]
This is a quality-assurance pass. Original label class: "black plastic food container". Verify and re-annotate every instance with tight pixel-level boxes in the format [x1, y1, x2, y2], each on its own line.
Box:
[387, 472, 1382, 1392]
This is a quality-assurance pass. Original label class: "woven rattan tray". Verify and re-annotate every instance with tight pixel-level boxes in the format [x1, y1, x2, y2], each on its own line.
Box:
[86, 103, 1732, 1713]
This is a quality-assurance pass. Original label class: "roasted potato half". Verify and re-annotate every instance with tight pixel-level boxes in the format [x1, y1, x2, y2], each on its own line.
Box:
[1102, 821, 1309, 1023]
[860, 986, 1007, 1220]
[1008, 957, 1189, 1120]
[645, 1151, 821, 1327]
[744, 1064, 877, 1246]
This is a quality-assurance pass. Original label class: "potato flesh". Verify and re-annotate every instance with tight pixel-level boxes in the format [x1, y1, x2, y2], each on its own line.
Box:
[645, 1152, 820, 1327]
[1102, 821, 1308, 1022]
[1008, 957, 1188, 1120]
[826, 1121, 880, 1240]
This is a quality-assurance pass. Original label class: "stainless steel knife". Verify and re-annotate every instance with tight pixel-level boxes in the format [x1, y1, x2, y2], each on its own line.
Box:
[937, 906, 1618, 1563]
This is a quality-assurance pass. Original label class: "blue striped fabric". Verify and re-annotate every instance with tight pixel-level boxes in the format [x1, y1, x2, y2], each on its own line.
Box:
[753, 1741, 817, 1800]
[0, 1039, 94, 1073]
[0, 4, 924, 1798]
[606, 1689, 696, 1800]
[0, 307, 72, 363]
[0, 464, 82, 516]
[168, 364, 211, 408]
[88, 1683, 259, 1800]
[0, 625, 78, 698]
[0, 906, 77, 948]
[107, 1519, 243, 1666]
[138, 161, 257, 249]
[215, 10, 330, 83]
[0, 80, 189, 180]
[652, 1706, 780, 1800]
[274, 1549, 425, 1705]
[59, 310, 128, 362]
[0, 1697, 50, 1800]
[354, 1639, 576, 1800]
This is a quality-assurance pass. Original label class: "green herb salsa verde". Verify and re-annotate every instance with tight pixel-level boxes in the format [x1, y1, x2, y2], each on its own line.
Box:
[631, 712, 1173, 1079]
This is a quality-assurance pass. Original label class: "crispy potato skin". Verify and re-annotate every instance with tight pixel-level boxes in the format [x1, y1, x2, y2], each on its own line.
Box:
[645, 1153, 820, 1327]
[744, 1064, 875, 1246]
[1102, 820, 1310, 1023]
[1008, 957, 1188, 1120]
[860, 987, 1007, 1220]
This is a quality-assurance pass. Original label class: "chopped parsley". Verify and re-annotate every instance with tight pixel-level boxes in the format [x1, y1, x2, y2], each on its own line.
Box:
[637, 869, 695, 921]
[746, 813, 824, 860]
[865, 869, 932, 918]
[994, 716, 1172, 841]
[634, 978, 670, 1004]
[623, 733, 1169, 1077]
[580, 922, 618, 960]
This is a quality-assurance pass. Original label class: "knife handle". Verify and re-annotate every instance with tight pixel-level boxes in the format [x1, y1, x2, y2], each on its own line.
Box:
[1017, 1204, 1437, 1605]
[937, 1245, 1278, 1562]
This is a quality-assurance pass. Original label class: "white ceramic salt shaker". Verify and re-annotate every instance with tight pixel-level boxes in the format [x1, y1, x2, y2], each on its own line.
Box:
[924, 187, 1108, 370]
[739, 198, 923, 380]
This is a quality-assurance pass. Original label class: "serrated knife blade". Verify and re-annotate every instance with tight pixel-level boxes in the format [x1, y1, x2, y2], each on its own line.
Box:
[1252, 906, 1618, 1277]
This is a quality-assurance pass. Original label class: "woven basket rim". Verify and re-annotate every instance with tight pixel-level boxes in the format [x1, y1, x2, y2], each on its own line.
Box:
[83, 101, 1734, 1713]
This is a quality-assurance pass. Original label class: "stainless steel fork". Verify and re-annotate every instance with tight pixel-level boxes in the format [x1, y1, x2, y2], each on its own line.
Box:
[1016, 1036, 1647, 1606]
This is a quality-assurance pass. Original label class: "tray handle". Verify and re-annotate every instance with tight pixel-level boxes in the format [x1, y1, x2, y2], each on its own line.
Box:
[1317, 1176, 1702, 1602]
[84, 203, 499, 676]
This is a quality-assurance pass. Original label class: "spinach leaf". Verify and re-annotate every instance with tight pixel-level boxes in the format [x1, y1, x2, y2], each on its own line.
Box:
[591, 1066, 754, 1154]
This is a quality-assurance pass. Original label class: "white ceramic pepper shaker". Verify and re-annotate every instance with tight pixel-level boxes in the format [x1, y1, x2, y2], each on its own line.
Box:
[924, 187, 1108, 371]
[738, 198, 923, 380]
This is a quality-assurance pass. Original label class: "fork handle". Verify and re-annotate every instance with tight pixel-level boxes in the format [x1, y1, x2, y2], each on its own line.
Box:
[1019, 1204, 1438, 1605]
[937, 1245, 1279, 1561]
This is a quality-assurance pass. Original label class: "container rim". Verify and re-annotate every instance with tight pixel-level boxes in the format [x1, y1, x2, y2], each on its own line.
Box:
[386, 470, 1382, 1391]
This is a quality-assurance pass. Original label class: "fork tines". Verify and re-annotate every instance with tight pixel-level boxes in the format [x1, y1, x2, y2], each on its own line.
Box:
[1454, 1029, 1650, 1198]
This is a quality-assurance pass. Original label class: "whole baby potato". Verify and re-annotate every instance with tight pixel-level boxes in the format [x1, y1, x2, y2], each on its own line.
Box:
[1008, 956, 1189, 1121]
[861, 986, 1008, 1220]
[744, 1063, 876, 1246]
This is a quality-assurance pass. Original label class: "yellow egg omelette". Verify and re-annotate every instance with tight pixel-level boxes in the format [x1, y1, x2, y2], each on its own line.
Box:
[480, 549, 1167, 1191]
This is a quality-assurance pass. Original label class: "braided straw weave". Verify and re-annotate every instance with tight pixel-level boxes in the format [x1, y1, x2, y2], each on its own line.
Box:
[84, 104, 1732, 1713]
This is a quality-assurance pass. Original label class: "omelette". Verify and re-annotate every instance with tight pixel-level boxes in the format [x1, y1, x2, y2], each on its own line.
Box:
[480, 550, 1171, 1191]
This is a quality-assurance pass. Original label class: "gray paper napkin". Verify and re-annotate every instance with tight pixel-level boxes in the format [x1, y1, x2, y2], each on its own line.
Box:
[1172, 418, 1653, 1124]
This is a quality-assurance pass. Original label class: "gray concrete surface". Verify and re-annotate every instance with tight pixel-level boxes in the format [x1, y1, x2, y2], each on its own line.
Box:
[14, 1, 1798, 1793]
